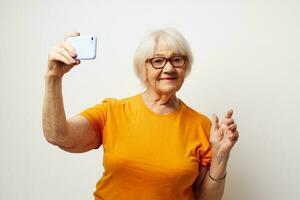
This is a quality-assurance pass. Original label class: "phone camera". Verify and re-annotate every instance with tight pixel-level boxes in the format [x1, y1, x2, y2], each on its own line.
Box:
[91, 37, 94, 40]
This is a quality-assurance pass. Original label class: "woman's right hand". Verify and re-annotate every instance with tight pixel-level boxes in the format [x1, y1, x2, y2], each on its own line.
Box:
[47, 32, 81, 78]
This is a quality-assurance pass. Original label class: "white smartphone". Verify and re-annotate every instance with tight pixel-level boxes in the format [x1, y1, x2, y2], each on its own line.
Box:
[66, 34, 97, 60]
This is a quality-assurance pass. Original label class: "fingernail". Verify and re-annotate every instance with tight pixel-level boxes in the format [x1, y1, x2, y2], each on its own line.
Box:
[71, 51, 77, 57]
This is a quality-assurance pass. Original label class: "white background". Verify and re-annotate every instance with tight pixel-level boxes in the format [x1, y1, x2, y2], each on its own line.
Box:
[0, 0, 299, 199]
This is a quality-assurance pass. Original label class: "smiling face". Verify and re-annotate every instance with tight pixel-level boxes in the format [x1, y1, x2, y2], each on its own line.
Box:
[145, 39, 187, 95]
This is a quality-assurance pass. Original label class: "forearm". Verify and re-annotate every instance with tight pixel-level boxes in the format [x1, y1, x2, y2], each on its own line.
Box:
[42, 73, 69, 145]
[198, 151, 229, 200]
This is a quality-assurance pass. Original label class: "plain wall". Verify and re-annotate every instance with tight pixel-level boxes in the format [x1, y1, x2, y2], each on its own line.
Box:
[0, 0, 299, 199]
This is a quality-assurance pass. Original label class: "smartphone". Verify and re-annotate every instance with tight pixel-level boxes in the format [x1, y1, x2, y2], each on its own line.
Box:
[66, 34, 97, 60]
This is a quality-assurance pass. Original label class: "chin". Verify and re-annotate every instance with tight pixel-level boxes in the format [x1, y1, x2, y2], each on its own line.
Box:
[157, 84, 180, 94]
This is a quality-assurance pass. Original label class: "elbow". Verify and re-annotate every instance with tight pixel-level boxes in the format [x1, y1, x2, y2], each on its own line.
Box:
[42, 125, 55, 145]
[42, 119, 69, 146]
[42, 124, 69, 146]
[43, 128, 67, 146]
[43, 129, 73, 149]
[43, 130, 59, 145]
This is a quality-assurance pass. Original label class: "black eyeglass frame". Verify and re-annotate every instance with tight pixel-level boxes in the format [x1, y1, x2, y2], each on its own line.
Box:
[145, 56, 187, 69]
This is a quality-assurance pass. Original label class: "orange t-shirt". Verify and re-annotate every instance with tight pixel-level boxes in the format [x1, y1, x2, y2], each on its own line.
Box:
[80, 93, 212, 200]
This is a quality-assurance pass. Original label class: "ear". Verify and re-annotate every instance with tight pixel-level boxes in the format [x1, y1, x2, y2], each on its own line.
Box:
[142, 65, 149, 86]
[184, 62, 191, 77]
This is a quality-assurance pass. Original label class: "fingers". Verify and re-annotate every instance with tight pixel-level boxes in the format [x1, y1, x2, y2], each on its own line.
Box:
[220, 109, 234, 128]
[228, 123, 237, 132]
[52, 52, 71, 65]
[227, 130, 239, 141]
[49, 45, 80, 65]
[224, 119, 239, 141]
[220, 109, 239, 141]
[212, 113, 219, 130]
[56, 46, 78, 65]
[64, 32, 80, 41]
[62, 32, 79, 61]
[225, 109, 233, 119]
[61, 42, 77, 58]
[224, 118, 234, 126]
[47, 32, 81, 76]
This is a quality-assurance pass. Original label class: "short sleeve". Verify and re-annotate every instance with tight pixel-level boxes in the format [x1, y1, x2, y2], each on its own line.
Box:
[198, 118, 213, 168]
[79, 98, 116, 145]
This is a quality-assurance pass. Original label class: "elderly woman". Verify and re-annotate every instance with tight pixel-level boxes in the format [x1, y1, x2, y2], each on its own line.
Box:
[43, 28, 239, 200]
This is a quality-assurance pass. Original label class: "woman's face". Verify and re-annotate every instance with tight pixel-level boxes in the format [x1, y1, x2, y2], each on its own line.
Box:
[145, 40, 187, 95]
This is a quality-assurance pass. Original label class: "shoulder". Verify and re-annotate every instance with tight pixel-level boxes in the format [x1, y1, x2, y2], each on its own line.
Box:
[182, 102, 212, 127]
[101, 94, 139, 109]
[183, 102, 211, 122]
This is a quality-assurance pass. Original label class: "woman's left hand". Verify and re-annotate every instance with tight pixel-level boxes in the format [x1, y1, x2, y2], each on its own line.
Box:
[209, 109, 239, 155]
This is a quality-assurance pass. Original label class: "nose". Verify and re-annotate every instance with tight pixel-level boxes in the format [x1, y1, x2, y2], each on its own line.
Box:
[162, 60, 176, 72]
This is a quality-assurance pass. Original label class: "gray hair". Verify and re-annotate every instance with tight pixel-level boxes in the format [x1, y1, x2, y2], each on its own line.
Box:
[133, 28, 193, 86]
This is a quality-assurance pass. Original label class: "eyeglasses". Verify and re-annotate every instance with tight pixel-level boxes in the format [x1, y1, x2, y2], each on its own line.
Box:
[146, 56, 187, 69]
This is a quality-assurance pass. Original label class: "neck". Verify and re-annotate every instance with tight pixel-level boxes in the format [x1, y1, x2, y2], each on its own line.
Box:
[142, 87, 179, 109]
